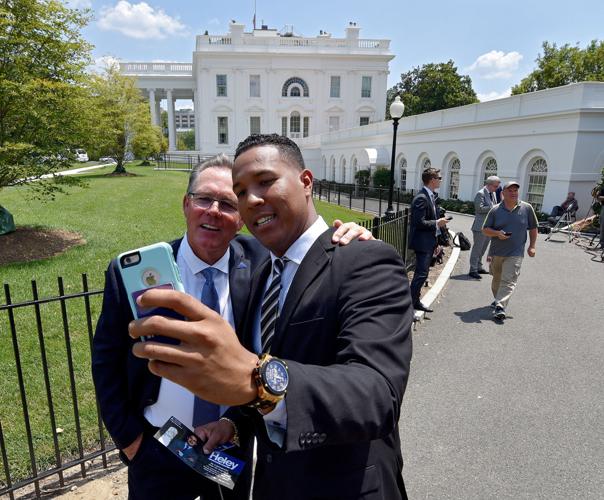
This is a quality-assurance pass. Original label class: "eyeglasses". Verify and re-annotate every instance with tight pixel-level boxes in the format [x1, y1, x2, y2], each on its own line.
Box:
[187, 193, 238, 213]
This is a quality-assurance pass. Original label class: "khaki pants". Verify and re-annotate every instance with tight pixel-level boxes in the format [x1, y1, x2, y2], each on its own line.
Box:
[489, 255, 523, 308]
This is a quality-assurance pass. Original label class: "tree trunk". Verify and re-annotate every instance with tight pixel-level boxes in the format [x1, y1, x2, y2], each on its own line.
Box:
[112, 162, 127, 174]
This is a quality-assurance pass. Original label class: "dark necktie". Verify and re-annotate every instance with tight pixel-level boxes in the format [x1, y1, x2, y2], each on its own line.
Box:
[260, 258, 286, 353]
[192, 267, 221, 427]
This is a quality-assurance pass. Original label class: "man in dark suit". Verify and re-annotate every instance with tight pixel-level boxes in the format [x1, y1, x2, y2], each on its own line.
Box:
[408, 168, 448, 312]
[129, 134, 414, 500]
[92, 154, 371, 499]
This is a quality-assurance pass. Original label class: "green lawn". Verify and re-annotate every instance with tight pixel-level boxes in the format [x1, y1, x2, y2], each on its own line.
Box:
[0, 164, 370, 486]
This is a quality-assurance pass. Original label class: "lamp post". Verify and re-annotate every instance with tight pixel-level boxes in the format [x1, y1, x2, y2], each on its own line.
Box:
[386, 95, 405, 217]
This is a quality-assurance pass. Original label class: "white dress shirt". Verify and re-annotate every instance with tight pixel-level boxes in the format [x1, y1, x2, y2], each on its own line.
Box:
[144, 235, 234, 428]
[252, 216, 329, 445]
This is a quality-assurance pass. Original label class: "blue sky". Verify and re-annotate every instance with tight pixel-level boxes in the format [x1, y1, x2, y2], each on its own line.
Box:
[71, 0, 604, 103]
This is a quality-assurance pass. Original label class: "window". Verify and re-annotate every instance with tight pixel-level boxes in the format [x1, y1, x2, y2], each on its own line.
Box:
[250, 116, 261, 135]
[399, 158, 407, 191]
[329, 116, 340, 132]
[249, 75, 260, 97]
[290, 111, 301, 137]
[282, 77, 309, 97]
[422, 158, 431, 170]
[217, 116, 228, 144]
[526, 158, 548, 211]
[449, 158, 461, 200]
[361, 76, 372, 98]
[281, 116, 287, 136]
[303, 117, 309, 138]
[330, 76, 341, 98]
[330, 158, 336, 180]
[359, 116, 370, 126]
[290, 86, 301, 97]
[216, 74, 227, 97]
[483, 157, 498, 185]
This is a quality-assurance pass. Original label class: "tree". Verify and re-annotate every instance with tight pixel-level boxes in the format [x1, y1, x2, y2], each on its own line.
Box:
[131, 125, 163, 165]
[178, 130, 196, 150]
[372, 167, 391, 188]
[512, 40, 604, 95]
[0, 0, 92, 199]
[87, 66, 158, 173]
[386, 60, 478, 117]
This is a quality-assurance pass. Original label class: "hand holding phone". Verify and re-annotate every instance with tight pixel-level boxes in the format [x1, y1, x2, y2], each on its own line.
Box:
[118, 242, 185, 338]
[445, 215, 453, 221]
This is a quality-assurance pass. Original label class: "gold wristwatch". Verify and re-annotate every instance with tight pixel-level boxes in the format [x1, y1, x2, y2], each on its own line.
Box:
[247, 354, 289, 411]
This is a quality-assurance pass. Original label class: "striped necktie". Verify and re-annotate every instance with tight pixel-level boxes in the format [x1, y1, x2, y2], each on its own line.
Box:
[192, 267, 220, 427]
[260, 258, 287, 353]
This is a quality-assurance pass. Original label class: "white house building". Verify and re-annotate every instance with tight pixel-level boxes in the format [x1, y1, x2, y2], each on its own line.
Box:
[175, 109, 195, 130]
[120, 21, 392, 153]
[298, 82, 604, 216]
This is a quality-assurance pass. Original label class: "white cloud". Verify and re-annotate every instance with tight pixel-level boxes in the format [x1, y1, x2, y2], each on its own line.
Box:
[98, 1, 187, 40]
[89, 55, 121, 73]
[477, 89, 512, 102]
[467, 50, 523, 79]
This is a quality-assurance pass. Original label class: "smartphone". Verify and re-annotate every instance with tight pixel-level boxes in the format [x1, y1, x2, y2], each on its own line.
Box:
[445, 215, 453, 221]
[504, 231, 512, 236]
[117, 242, 185, 339]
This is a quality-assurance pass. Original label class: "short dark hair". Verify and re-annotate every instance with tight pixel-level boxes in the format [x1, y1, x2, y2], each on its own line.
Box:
[234, 134, 305, 171]
[187, 153, 232, 193]
[422, 168, 440, 185]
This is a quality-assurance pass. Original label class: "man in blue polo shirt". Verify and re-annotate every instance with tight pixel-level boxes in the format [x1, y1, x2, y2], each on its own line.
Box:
[482, 181, 538, 320]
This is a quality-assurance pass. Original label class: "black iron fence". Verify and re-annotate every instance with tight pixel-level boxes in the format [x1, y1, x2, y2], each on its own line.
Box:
[313, 180, 416, 216]
[0, 276, 111, 499]
[155, 153, 217, 170]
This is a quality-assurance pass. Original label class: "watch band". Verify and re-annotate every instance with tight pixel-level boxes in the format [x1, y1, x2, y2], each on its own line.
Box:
[246, 354, 287, 410]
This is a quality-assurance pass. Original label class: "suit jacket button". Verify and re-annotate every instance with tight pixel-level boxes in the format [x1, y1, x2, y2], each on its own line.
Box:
[266, 453, 273, 463]
[319, 433, 326, 443]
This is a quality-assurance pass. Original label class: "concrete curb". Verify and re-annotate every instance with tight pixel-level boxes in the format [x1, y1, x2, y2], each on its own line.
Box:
[413, 232, 461, 324]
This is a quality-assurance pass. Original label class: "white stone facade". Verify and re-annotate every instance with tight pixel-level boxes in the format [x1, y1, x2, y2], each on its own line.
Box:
[120, 22, 392, 154]
[298, 82, 604, 217]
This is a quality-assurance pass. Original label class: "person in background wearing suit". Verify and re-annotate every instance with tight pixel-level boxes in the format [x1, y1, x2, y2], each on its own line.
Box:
[408, 168, 448, 312]
[469, 175, 501, 279]
[128, 134, 414, 500]
[91, 154, 371, 500]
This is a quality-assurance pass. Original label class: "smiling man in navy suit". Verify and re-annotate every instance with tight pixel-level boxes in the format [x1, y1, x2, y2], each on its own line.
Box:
[92, 153, 372, 500]
[128, 134, 414, 500]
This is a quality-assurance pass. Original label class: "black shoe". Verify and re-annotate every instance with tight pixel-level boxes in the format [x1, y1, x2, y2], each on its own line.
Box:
[493, 306, 506, 320]
[468, 271, 482, 279]
[414, 302, 433, 313]
[490, 301, 498, 309]
[477, 269, 489, 274]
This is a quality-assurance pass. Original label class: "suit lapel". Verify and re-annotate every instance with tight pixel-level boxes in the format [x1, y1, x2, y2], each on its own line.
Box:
[227, 240, 253, 334]
[270, 230, 332, 354]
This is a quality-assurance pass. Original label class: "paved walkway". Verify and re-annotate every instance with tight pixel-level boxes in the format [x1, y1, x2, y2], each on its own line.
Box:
[400, 213, 603, 499]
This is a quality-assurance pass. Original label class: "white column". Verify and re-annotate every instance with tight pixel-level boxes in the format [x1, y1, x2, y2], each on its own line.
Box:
[148, 89, 157, 126]
[193, 88, 200, 152]
[155, 98, 161, 126]
[167, 89, 176, 151]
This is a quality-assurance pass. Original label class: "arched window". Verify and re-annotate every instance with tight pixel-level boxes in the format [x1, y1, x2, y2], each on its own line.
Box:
[399, 157, 407, 191]
[322, 157, 327, 179]
[341, 158, 347, 183]
[526, 158, 547, 211]
[351, 157, 358, 184]
[483, 157, 498, 185]
[330, 157, 336, 181]
[449, 158, 461, 200]
[290, 111, 300, 137]
[422, 157, 431, 170]
[282, 77, 309, 97]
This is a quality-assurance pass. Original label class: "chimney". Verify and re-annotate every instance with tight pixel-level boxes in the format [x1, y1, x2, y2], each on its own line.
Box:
[345, 21, 360, 39]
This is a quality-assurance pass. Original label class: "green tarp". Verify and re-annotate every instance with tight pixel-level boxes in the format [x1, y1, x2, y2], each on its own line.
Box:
[0, 206, 16, 235]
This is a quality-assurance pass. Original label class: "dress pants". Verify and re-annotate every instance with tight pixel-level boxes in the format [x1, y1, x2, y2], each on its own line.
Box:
[469, 230, 490, 272]
[122, 424, 234, 500]
[410, 250, 433, 305]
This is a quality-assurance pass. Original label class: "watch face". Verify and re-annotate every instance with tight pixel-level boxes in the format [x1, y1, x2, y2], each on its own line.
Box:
[264, 359, 289, 395]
